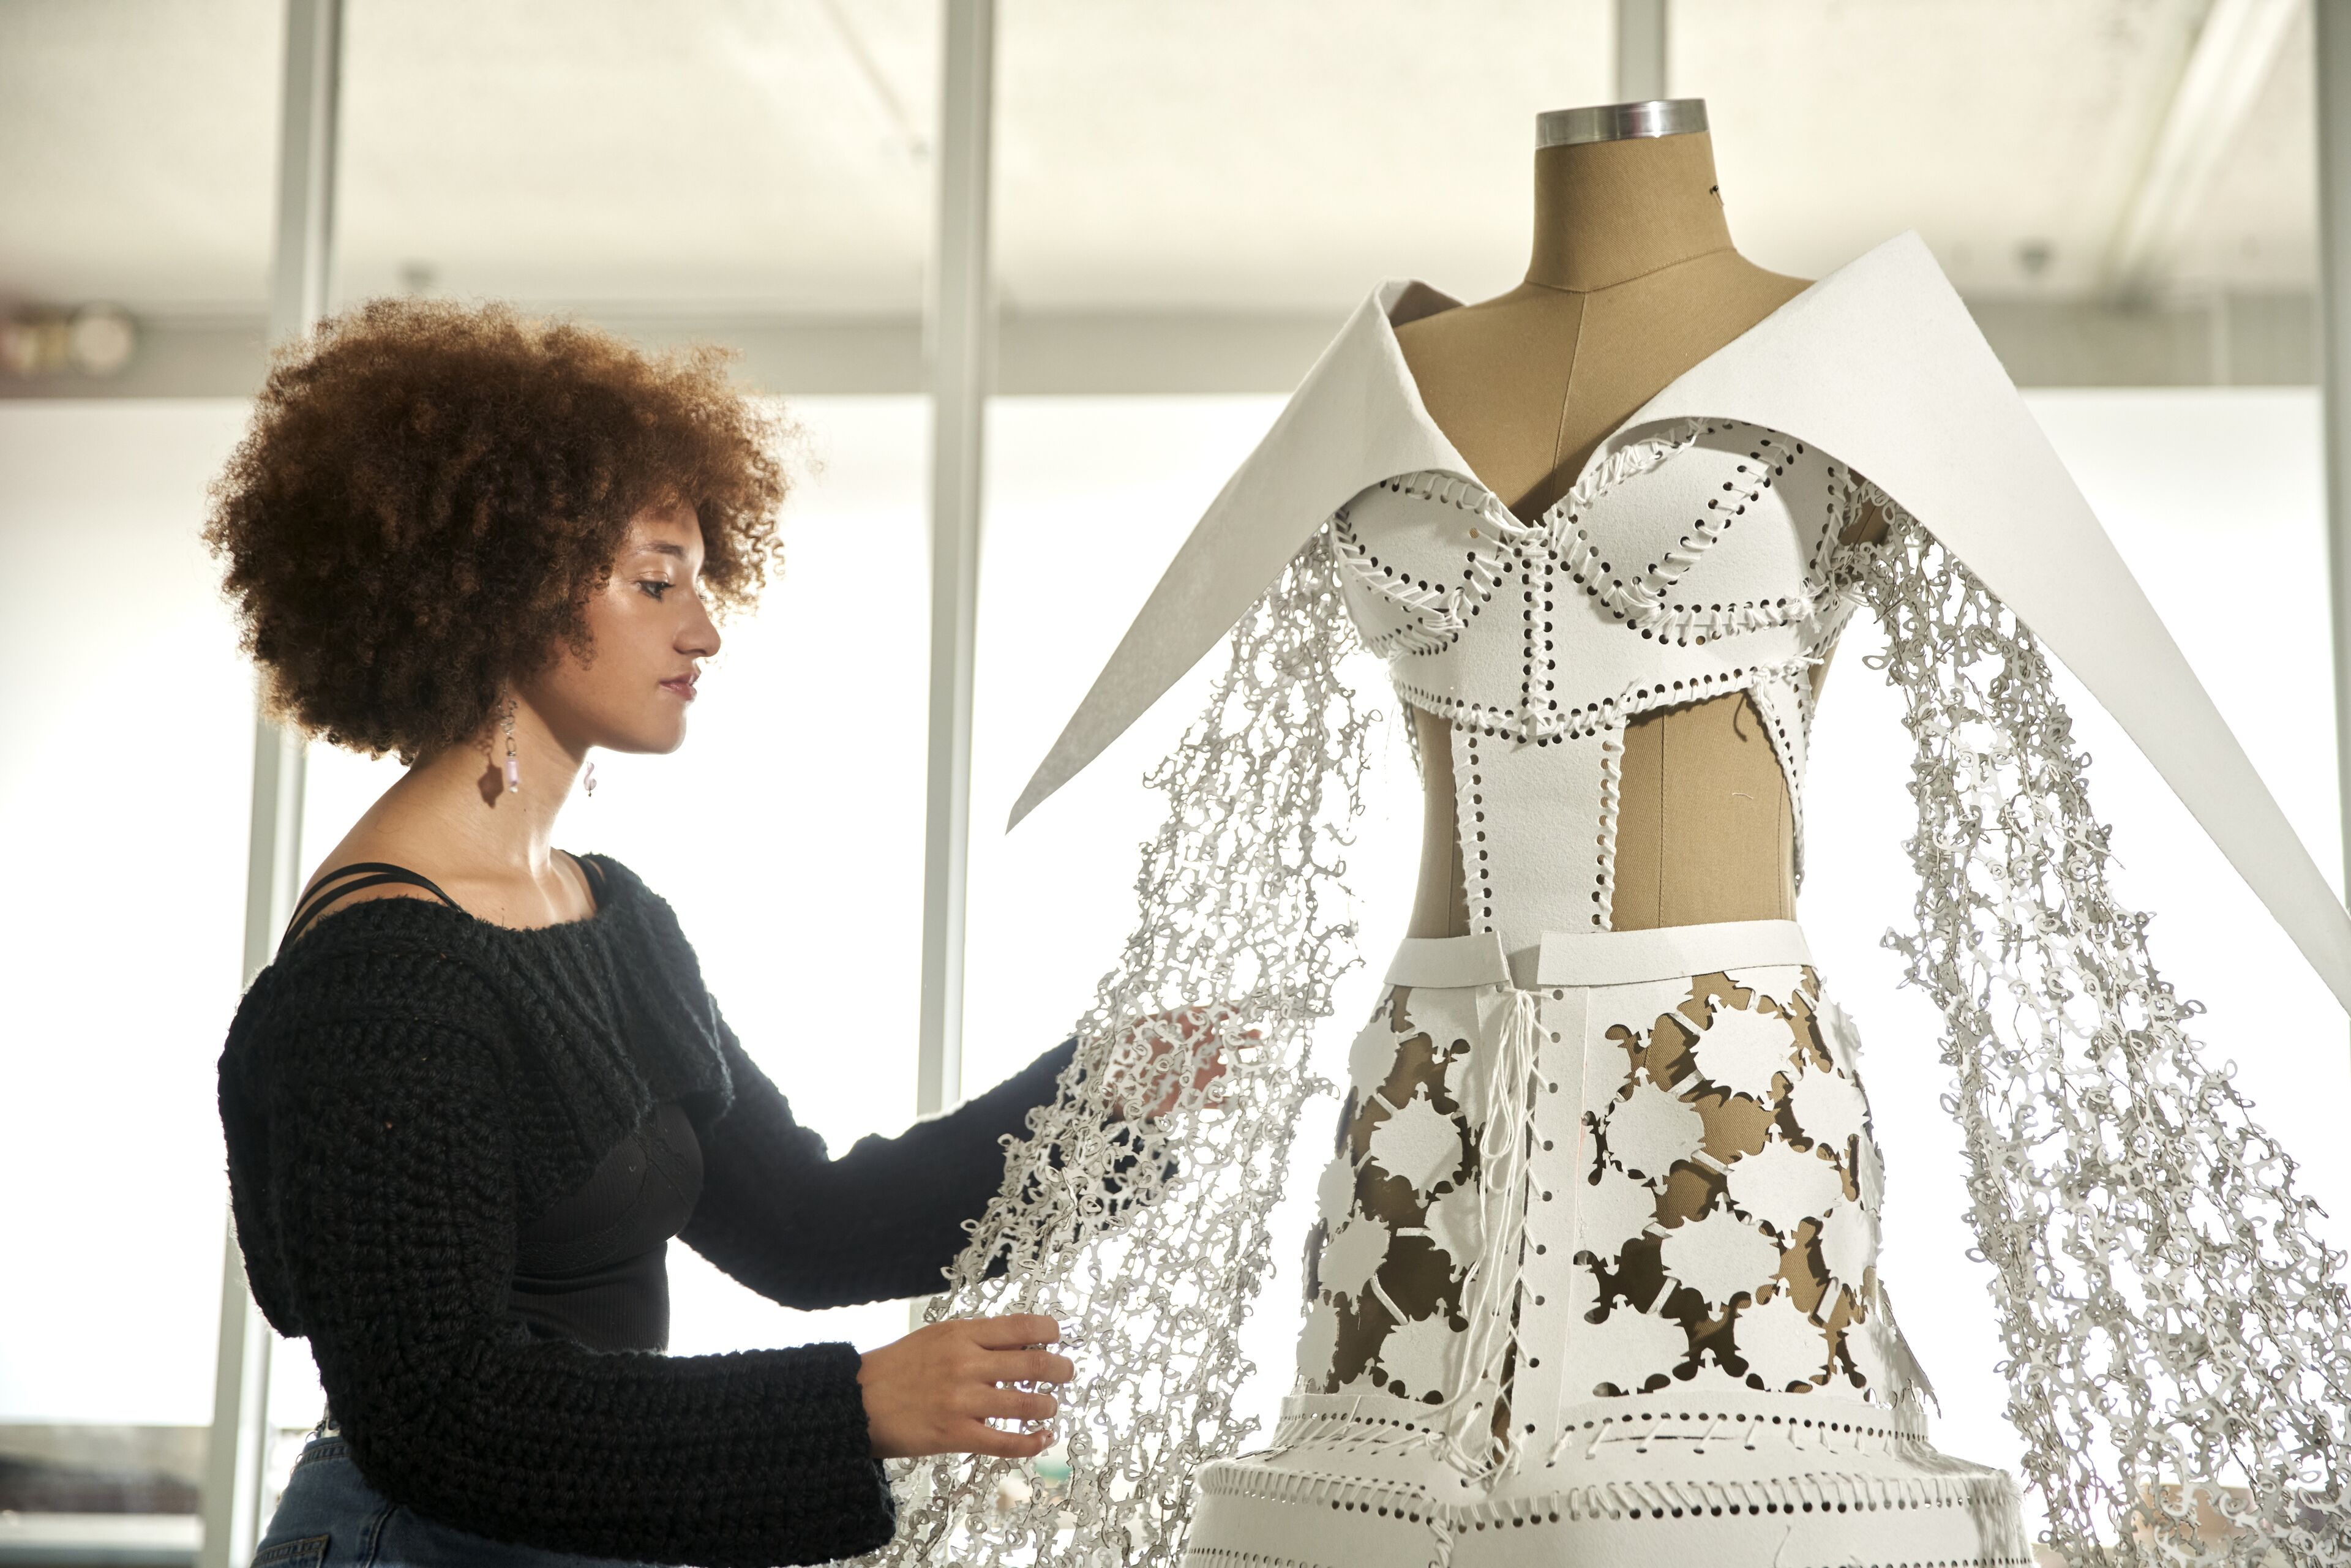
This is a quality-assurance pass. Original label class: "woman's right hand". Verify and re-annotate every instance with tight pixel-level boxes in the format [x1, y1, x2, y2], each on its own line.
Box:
[856, 1314, 1072, 1459]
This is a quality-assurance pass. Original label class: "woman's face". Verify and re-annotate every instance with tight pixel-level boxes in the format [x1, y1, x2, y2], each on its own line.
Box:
[523, 499, 721, 756]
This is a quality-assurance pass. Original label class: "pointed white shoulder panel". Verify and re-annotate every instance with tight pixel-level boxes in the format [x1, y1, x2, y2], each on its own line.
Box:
[1619, 231, 2351, 1013]
[1007, 283, 1470, 828]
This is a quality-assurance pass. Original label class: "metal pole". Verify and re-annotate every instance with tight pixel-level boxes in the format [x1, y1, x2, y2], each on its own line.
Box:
[198, 2, 339, 1562]
[916, 0, 996, 1123]
[1614, 0, 1668, 103]
[2320, 0, 2351, 906]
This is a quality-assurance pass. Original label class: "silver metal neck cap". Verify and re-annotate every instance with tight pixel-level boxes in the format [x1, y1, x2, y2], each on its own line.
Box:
[1537, 99, 1708, 148]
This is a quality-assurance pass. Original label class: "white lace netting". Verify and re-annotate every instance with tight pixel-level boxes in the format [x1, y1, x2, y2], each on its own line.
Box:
[871, 530, 1371, 1568]
[1851, 495, 2351, 1566]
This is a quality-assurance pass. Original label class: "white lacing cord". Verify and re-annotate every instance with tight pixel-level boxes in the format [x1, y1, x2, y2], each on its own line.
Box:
[1423, 985, 1545, 1476]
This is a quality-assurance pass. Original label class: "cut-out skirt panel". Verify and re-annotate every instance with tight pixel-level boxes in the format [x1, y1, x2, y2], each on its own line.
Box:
[1201, 922, 2027, 1568]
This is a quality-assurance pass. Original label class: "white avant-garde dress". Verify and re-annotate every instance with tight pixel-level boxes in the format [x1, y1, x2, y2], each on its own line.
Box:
[872, 234, 2351, 1568]
[1187, 410, 2018, 1564]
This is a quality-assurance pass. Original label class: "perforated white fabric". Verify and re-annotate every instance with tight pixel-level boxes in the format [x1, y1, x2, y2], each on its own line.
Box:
[1333, 418, 1850, 950]
[1301, 956, 1921, 1416]
[1190, 933, 2026, 1568]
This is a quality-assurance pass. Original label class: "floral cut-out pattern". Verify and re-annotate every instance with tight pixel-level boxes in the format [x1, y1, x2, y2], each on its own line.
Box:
[1301, 965, 1929, 1416]
[1583, 966, 1915, 1400]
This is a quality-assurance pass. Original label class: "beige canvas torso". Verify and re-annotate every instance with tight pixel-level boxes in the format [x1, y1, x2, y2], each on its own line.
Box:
[1393, 130, 1813, 937]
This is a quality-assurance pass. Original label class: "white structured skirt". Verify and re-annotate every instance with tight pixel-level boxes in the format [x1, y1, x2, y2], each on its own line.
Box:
[1185, 920, 2028, 1568]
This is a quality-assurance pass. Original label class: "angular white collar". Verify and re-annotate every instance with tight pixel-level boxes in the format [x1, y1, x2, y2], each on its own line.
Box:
[1010, 232, 2351, 1016]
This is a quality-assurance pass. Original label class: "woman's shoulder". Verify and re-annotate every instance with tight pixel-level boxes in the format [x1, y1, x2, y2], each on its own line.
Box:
[230, 863, 520, 1062]
[233, 906, 505, 1049]
[241, 852, 684, 1030]
[284, 841, 619, 943]
[234, 850, 703, 1038]
[263, 877, 489, 981]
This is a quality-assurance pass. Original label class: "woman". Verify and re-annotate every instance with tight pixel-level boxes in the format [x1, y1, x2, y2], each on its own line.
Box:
[207, 301, 1130, 1568]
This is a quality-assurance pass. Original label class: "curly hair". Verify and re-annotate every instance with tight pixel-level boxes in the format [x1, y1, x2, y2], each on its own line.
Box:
[205, 299, 790, 760]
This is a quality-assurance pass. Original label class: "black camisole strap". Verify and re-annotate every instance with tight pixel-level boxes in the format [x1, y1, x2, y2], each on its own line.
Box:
[280, 861, 462, 953]
[572, 852, 607, 904]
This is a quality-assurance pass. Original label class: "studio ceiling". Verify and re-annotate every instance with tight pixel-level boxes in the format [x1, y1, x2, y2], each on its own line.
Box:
[0, 0, 2319, 320]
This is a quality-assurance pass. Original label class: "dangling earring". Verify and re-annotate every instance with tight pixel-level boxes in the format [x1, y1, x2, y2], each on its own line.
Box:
[582, 761, 597, 798]
[501, 700, 520, 794]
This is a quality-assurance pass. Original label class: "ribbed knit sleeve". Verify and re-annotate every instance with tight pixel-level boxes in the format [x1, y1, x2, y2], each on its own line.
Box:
[682, 1022, 1076, 1310]
[249, 1000, 898, 1568]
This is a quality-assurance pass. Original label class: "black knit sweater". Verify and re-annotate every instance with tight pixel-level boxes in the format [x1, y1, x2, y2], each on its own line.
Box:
[217, 853, 1072, 1568]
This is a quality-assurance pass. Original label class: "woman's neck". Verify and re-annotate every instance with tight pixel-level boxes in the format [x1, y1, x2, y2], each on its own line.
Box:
[379, 702, 585, 880]
[1525, 130, 1735, 293]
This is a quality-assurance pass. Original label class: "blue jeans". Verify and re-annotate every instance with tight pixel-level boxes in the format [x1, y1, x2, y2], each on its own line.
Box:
[253, 1433, 651, 1568]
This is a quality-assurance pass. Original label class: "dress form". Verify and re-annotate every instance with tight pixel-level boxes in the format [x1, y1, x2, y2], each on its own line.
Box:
[1397, 108, 1813, 937]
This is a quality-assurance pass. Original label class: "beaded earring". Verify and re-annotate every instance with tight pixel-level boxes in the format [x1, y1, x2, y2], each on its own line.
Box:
[501, 700, 520, 793]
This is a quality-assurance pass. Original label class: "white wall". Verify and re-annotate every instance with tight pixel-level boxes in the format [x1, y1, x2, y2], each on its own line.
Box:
[0, 400, 257, 1425]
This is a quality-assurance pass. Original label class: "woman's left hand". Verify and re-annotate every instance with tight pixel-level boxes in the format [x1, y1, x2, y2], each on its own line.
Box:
[1108, 1005, 1261, 1119]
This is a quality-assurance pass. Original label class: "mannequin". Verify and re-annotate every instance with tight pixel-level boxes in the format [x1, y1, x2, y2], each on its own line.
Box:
[1372, 92, 1862, 1409]
[1397, 102, 1812, 937]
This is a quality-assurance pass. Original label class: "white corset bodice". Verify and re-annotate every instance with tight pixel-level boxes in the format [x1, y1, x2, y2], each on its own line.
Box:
[1332, 419, 1859, 962]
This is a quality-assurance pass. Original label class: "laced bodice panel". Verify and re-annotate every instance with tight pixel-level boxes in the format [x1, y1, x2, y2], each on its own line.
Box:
[1333, 419, 1859, 961]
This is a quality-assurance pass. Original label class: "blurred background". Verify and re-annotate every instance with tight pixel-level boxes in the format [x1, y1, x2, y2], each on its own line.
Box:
[4, 1, 2347, 1564]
